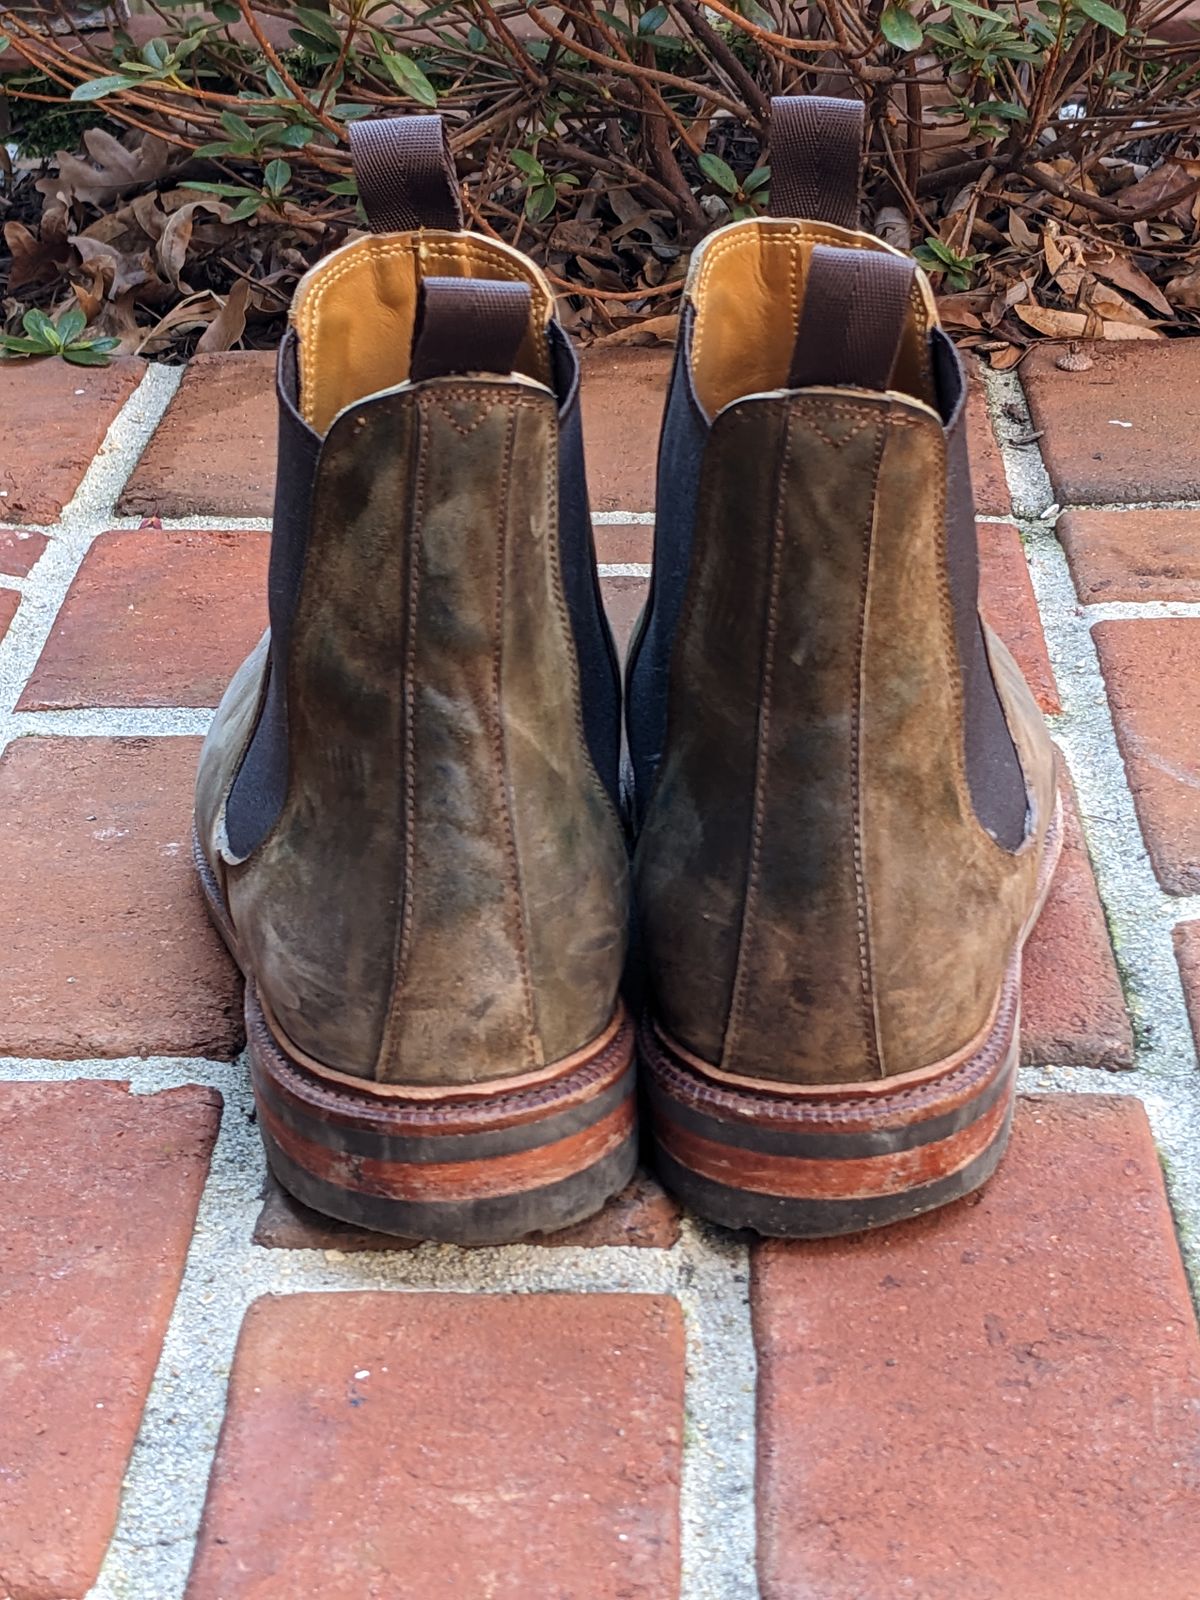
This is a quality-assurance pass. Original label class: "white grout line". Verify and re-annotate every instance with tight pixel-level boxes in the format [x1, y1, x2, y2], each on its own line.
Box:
[985, 368, 1200, 1294]
[1079, 600, 1200, 623]
[8, 707, 214, 740]
[593, 509, 655, 524]
[599, 562, 652, 579]
[0, 365, 758, 1600]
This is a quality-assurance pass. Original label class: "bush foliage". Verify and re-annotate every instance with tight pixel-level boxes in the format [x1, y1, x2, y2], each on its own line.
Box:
[2, 0, 1199, 357]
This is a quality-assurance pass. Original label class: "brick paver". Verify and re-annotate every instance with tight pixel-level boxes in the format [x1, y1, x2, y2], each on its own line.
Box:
[1093, 619, 1200, 894]
[185, 1292, 684, 1599]
[253, 1168, 681, 1250]
[1022, 779, 1132, 1069]
[0, 1080, 220, 1600]
[0, 358, 145, 523]
[119, 352, 277, 520]
[1173, 922, 1200, 1060]
[1023, 342, 1200, 504]
[978, 520, 1060, 714]
[602, 573, 647, 658]
[0, 526, 49, 578]
[594, 519, 653, 566]
[580, 345, 672, 512]
[1059, 509, 1200, 602]
[754, 1095, 1200, 1600]
[0, 586, 19, 644]
[0, 737, 242, 1057]
[20, 528, 268, 710]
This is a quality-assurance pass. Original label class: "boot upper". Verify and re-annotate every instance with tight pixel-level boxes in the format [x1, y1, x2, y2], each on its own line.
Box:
[628, 106, 1057, 1088]
[196, 162, 627, 1088]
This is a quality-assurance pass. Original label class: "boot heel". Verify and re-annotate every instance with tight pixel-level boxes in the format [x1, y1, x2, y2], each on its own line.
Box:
[643, 997, 1018, 1239]
[248, 989, 638, 1245]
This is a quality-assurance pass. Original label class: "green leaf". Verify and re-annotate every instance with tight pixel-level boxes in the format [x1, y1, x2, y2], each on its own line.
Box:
[56, 306, 87, 345]
[327, 178, 360, 196]
[639, 5, 669, 30]
[63, 345, 116, 367]
[510, 149, 544, 177]
[697, 152, 739, 194]
[944, 0, 1002, 16]
[743, 164, 771, 193]
[184, 180, 260, 198]
[0, 335, 52, 356]
[192, 141, 237, 159]
[880, 4, 925, 48]
[1074, 0, 1127, 32]
[290, 6, 343, 46]
[220, 110, 255, 141]
[22, 308, 56, 342]
[379, 51, 438, 107]
[212, 2, 240, 21]
[264, 65, 295, 100]
[525, 182, 558, 223]
[70, 74, 138, 102]
[277, 124, 315, 148]
[140, 37, 171, 70]
[227, 194, 265, 222]
[264, 158, 292, 194]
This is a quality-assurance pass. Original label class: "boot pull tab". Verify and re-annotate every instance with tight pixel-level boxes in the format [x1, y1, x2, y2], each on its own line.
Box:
[411, 276, 532, 382]
[348, 114, 463, 234]
[768, 96, 864, 230]
[788, 245, 916, 392]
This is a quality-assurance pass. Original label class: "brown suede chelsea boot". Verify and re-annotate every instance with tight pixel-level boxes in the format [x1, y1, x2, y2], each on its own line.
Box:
[194, 116, 634, 1243]
[626, 96, 1062, 1237]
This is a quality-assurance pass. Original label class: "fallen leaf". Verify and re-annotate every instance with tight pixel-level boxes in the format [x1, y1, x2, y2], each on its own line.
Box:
[196, 278, 251, 354]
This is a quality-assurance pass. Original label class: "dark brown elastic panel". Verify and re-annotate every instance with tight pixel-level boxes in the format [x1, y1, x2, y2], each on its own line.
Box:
[789, 246, 915, 391]
[411, 277, 532, 381]
[768, 95, 864, 229]
[349, 114, 463, 233]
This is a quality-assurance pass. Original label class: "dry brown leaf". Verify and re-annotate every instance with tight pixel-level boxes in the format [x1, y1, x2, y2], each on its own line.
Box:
[196, 279, 251, 354]
[1085, 281, 1156, 326]
[1007, 210, 1038, 252]
[37, 130, 170, 208]
[589, 314, 678, 347]
[1015, 301, 1089, 339]
[1165, 267, 1200, 309]
[1087, 249, 1174, 317]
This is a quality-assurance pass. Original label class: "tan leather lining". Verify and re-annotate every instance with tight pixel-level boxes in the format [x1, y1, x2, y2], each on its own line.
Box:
[686, 218, 939, 418]
[291, 231, 555, 434]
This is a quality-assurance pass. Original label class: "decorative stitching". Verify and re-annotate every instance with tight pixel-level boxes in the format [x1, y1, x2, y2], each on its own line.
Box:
[851, 411, 889, 1080]
[490, 404, 542, 1067]
[376, 400, 428, 1078]
[721, 408, 793, 1069]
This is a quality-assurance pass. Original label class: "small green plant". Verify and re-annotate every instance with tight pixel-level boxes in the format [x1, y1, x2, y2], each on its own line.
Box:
[913, 236, 987, 291]
[697, 154, 771, 222]
[511, 150, 580, 222]
[187, 159, 295, 222]
[0, 308, 121, 367]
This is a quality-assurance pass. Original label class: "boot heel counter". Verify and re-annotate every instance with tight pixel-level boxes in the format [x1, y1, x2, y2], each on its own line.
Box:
[639, 392, 1024, 1085]
[232, 381, 626, 1084]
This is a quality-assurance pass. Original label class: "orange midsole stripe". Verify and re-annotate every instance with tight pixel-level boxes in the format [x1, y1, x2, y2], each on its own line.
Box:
[259, 1096, 634, 1203]
[657, 1089, 1010, 1201]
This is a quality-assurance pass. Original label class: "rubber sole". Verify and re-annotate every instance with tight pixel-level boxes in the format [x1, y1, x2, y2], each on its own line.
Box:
[194, 829, 638, 1244]
[643, 790, 1064, 1239]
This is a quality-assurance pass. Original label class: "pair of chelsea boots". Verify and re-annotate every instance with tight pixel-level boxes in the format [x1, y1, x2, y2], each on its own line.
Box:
[194, 97, 1061, 1244]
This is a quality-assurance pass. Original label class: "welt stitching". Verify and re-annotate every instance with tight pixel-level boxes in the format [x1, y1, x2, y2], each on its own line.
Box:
[851, 410, 890, 1080]
[491, 405, 541, 1064]
[722, 408, 793, 1067]
[377, 401, 428, 1076]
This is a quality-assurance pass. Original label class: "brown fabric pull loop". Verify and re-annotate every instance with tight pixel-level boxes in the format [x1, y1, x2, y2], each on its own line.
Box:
[768, 96, 864, 229]
[349, 115, 463, 234]
[788, 245, 916, 391]
[411, 276, 532, 382]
